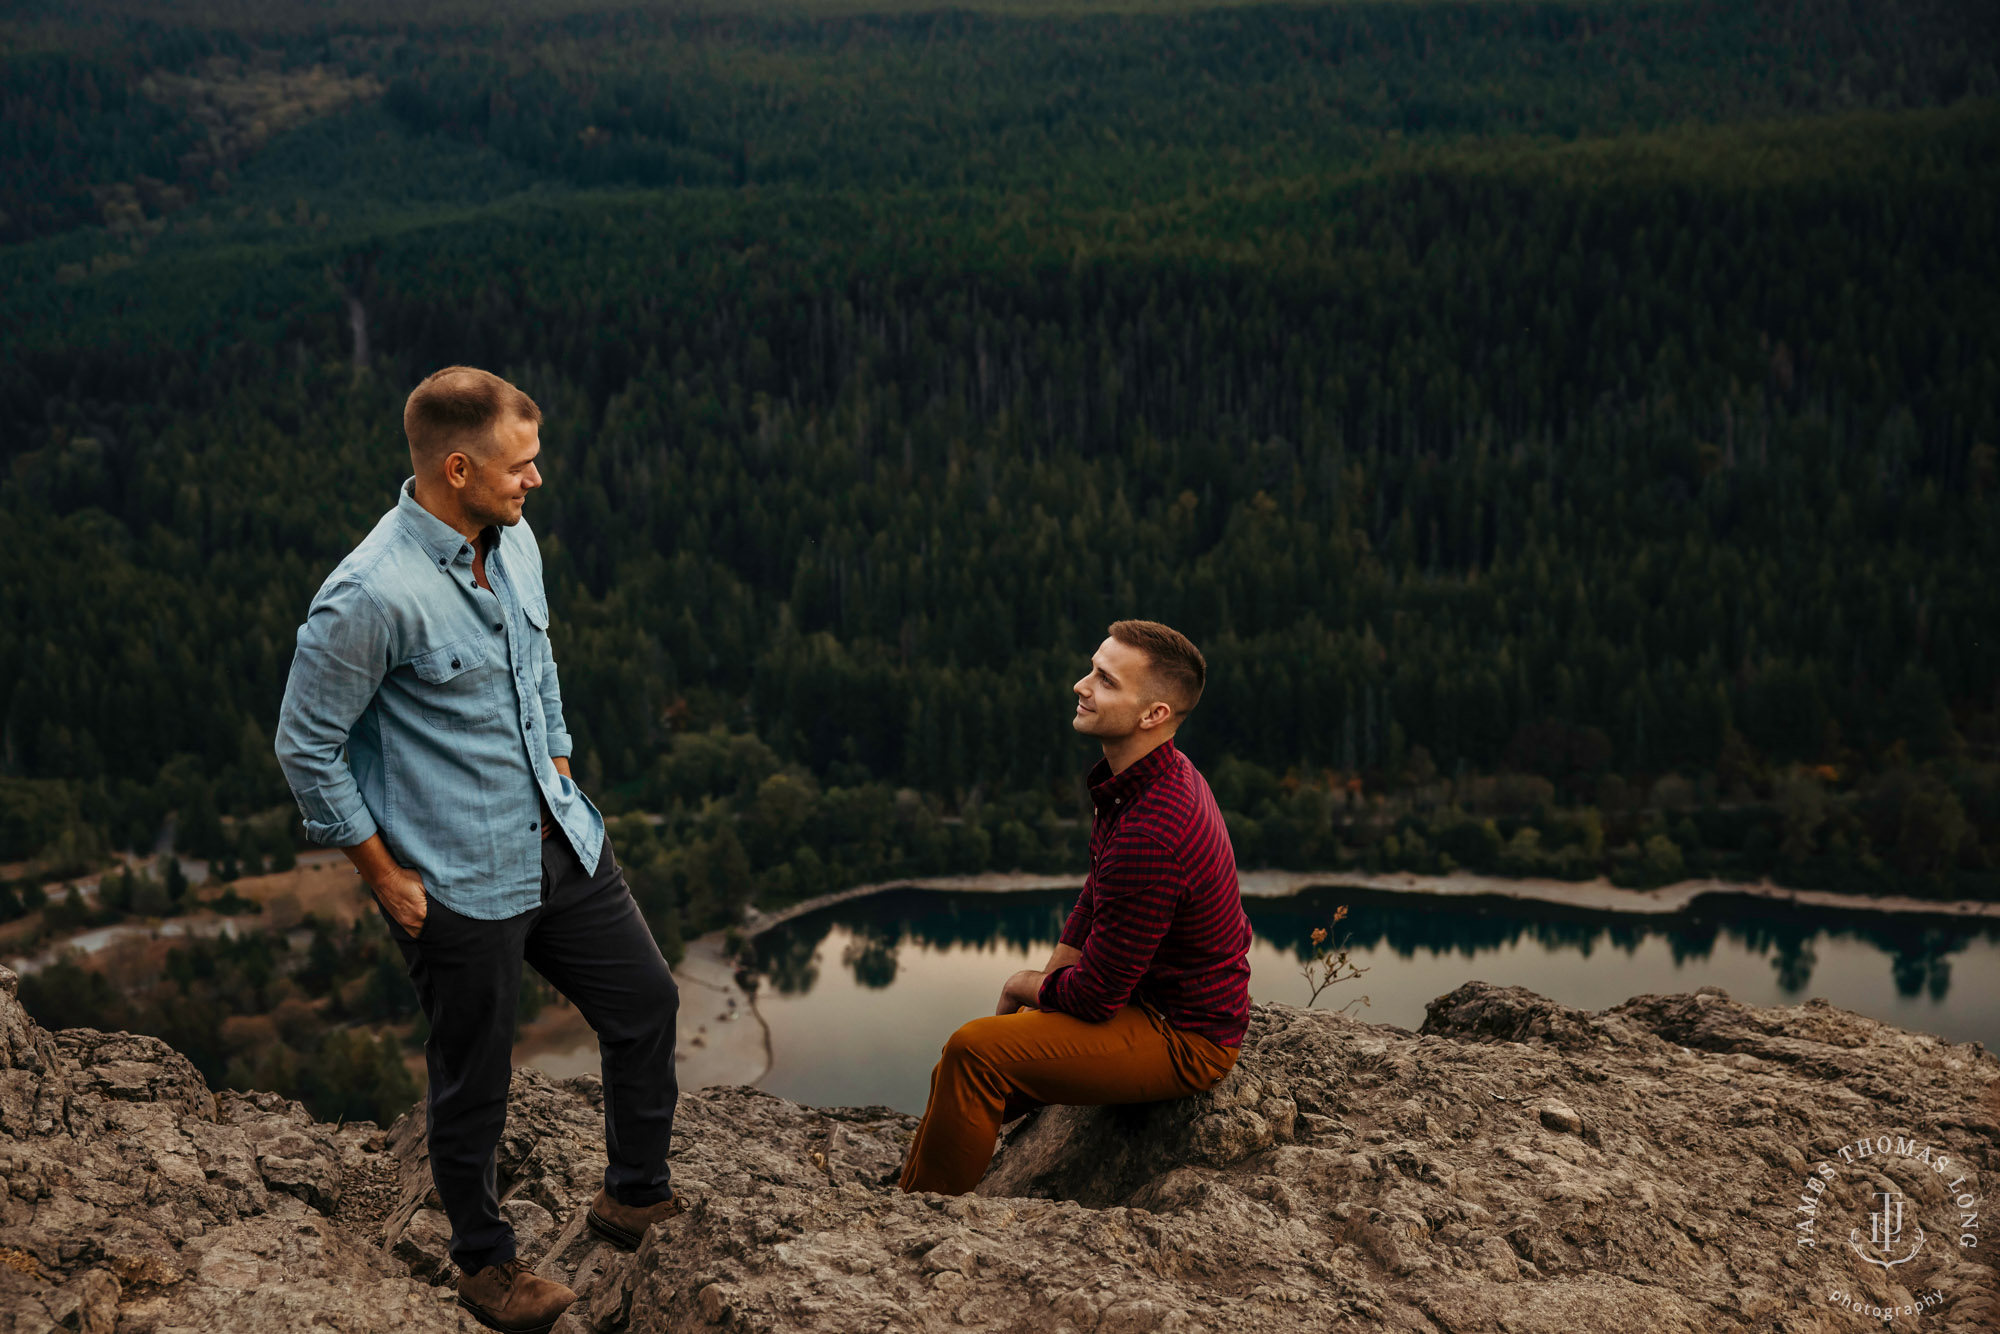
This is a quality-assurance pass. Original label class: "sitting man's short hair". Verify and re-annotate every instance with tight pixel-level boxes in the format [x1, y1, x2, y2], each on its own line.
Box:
[1108, 619, 1205, 716]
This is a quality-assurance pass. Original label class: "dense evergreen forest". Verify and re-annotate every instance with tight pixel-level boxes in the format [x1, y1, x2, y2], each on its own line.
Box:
[3, 0, 1998, 1118]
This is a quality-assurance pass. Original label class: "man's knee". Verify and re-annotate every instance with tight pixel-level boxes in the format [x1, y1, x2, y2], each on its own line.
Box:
[630, 960, 679, 1046]
[941, 1015, 1007, 1066]
[604, 960, 678, 1051]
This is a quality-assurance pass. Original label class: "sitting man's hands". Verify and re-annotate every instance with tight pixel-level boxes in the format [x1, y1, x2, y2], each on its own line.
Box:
[994, 968, 1047, 1016]
[994, 942, 1082, 1015]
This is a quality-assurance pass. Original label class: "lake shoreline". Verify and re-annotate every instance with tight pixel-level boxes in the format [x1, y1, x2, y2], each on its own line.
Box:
[740, 867, 2000, 941]
[516, 928, 770, 1092]
[529, 867, 2000, 1097]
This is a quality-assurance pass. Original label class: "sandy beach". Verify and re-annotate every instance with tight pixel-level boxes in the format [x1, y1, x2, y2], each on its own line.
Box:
[513, 927, 772, 1091]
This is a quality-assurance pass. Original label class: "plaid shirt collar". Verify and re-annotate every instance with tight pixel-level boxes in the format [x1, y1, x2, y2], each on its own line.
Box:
[1086, 737, 1180, 816]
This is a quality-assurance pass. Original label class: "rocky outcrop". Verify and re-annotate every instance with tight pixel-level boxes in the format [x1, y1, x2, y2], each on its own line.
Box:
[5, 962, 1998, 1333]
[0, 967, 457, 1332]
[550, 983, 2000, 1334]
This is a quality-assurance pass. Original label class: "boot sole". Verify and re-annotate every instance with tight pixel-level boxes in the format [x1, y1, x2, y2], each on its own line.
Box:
[455, 1294, 562, 1334]
[585, 1207, 642, 1250]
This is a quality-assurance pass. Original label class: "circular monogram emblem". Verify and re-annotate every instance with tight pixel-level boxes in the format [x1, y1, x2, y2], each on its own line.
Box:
[1787, 1131, 1983, 1323]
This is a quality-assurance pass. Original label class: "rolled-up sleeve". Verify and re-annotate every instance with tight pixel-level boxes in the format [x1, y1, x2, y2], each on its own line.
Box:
[1037, 833, 1179, 1022]
[274, 580, 390, 847]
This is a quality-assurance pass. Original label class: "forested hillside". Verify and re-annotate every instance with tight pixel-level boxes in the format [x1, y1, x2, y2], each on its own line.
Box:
[3, 0, 1997, 955]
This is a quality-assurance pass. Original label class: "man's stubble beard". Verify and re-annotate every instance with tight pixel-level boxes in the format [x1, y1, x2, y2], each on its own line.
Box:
[468, 494, 525, 529]
[1074, 708, 1133, 742]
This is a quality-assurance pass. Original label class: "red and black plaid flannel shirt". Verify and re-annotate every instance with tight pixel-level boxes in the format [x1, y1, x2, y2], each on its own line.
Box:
[1037, 738, 1253, 1047]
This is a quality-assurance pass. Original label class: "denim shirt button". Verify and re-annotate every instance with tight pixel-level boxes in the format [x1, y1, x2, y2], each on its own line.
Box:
[450, 658, 461, 669]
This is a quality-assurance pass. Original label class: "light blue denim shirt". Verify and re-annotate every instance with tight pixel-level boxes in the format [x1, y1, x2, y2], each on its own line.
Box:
[274, 478, 605, 919]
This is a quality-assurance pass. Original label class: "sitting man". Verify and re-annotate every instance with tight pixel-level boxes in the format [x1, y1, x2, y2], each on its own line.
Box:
[898, 619, 1252, 1195]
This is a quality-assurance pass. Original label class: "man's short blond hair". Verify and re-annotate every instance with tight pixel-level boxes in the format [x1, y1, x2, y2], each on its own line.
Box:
[404, 366, 541, 468]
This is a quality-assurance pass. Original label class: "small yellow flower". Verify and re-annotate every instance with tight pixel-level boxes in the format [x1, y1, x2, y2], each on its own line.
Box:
[1310, 927, 1328, 945]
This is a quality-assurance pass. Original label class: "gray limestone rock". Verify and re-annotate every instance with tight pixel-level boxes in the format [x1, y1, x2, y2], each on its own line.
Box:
[0, 965, 459, 1333]
[571, 987, 2000, 1333]
[8, 957, 2000, 1334]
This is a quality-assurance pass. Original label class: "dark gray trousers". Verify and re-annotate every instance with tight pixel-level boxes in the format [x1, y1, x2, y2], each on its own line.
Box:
[380, 832, 680, 1273]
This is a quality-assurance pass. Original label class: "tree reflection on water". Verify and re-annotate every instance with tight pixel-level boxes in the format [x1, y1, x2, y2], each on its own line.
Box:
[757, 919, 829, 995]
[840, 923, 903, 990]
[748, 886, 1999, 1009]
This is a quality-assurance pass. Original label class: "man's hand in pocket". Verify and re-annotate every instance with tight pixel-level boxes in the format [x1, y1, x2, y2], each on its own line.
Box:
[369, 866, 429, 938]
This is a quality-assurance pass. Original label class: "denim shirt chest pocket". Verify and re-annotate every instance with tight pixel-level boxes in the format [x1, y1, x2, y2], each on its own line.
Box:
[522, 595, 551, 676]
[407, 635, 502, 730]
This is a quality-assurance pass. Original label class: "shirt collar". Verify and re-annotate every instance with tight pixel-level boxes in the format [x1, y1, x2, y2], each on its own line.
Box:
[1087, 738, 1179, 814]
[397, 477, 482, 569]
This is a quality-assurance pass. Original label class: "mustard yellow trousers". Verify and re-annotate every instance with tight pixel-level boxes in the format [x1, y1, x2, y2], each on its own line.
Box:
[898, 1000, 1239, 1196]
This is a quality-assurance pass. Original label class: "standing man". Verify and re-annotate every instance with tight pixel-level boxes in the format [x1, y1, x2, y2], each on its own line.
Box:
[275, 367, 683, 1334]
[898, 620, 1252, 1195]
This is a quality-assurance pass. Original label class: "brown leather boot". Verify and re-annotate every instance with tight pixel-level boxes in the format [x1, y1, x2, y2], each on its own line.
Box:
[456, 1256, 576, 1334]
[585, 1186, 686, 1249]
